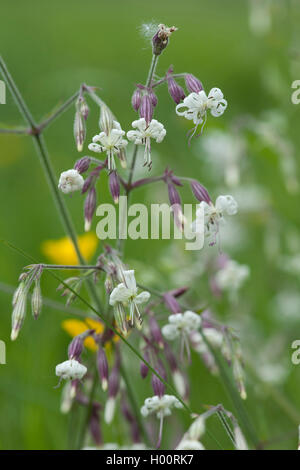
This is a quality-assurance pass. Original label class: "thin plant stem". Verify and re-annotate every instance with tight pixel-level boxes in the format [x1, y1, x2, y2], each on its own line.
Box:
[76, 369, 98, 449]
[38, 90, 81, 132]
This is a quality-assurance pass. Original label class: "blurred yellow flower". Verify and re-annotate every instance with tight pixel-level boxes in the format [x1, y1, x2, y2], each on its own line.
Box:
[62, 318, 119, 352]
[41, 233, 98, 265]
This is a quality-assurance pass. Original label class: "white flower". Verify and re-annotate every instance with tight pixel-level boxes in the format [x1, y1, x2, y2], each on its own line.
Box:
[192, 195, 238, 246]
[215, 260, 250, 292]
[55, 359, 87, 381]
[88, 121, 128, 171]
[141, 394, 183, 419]
[127, 118, 166, 169]
[58, 169, 84, 194]
[176, 87, 227, 134]
[162, 311, 201, 341]
[109, 269, 150, 329]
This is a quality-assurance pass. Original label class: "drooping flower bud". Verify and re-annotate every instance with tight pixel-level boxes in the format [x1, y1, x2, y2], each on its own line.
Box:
[31, 278, 42, 320]
[163, 292, 182, 314]
[190, 180, 211, 203]
[80, 98, 89, 121]
[185, 74, 203, 93]
[74, 111, 86, 152]
[84, 187, 97, 232]
[131, 88, 142, 112]
[148, 89, 158, 107]
[99, 105, 114, 135]
[104, 353, 120, 424]
[167, 76, 185, 104]
[168, 183, 184, 230]
[149, 315, 164, 349]
[139, 94, 153, 124]
[151, 362, 166, 397]
[68, 335, 84, 360]
[117, 148, 127, 169]
[74, 156, 91, 174]
[121, 395, 141, 443]
[97, 346, 109, 391]
[109, 170, 120, 204]
[152, 24, 177, 56]
[140, 350, 150, 379]
[89, 408, 102, 446]
[11, 285, 27, 341]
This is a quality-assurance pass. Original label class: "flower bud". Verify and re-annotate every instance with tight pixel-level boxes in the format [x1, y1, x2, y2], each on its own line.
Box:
[31, 279, 42, 320]
[89, 409, 102, 446]
[131, 88, 142, 112]
[97, 346, 109, 391]
[117, 148, 127, 169]
[163, 292, 182, 314]
[74, 111, 86, 152]
[99, 105, 114, 135]
[84, 187, 96, 232]
[140, 350, 150, 379]
[139, 94, 153, 124]
[167, 76, 185, 104]
[151, 372, 165, 397]
[149, 316, 164, 349]
[80, 98, 89, 121]
[109, 171, 120, 204]
[11, 291, 27, 341]
[68, 335, 84, 360]
[185, 74, 203, 93]
[148, 89, 158, 107]
[74, 156, 90, 174]
[190, 180, 211, 203]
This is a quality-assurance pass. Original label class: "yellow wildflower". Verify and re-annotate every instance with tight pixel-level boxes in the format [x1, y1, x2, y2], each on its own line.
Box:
[41, 233, 98, 265]
[62, 318, 119, 353]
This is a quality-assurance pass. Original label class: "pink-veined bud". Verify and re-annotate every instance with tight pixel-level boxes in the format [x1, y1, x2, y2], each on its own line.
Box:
[151, 362, 166, 397]
[31, 278, 42, 320]
[74, 111, 86, 152]
[190, 180, 211, 203]
[104, 354, 120, 424]
[97, 346, 109, 391]
[89, 409, 102, 446]
[117, 148, 127, 169]
[169, 286, 189, 298]
[99, 105, 114, 135]
[109, 171, 120, 204]
[131, 88, 142, 112]
[74, 156, 90, 174]
[68, 335, 84, 360]
[164, 343, 178, 372]
[149, 316, 164, 349]
[80, 98, 89, 121]
[168, 182, 181, 206]
[167, 76, 185, 104]
[163, 292, 182, 314]
[121, 395, 141, 443]
[185, 74, 203, 93]
[148, 89, 158, 107]
[140, 350, 150, 379]
[84, 187, 96, 232]
[139, 94, 153, 124]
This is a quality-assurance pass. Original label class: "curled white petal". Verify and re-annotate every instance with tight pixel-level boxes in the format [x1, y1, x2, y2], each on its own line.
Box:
[55, 359, 87, 380]
[58, 169, 84, 194]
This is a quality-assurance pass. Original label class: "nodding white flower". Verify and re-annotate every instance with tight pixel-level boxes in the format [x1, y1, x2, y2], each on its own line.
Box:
[192, 195, 238, 247]
[176, 87, 227, 136]
[162, 311, 201, 341]
[88, 121, 128, 171]
[141, 394, 183, 418]
[215, 260, 250, 292]
[58, 169, 84, 194]
[55, 359, 87, 381]
[176, 440, 205, 450]
[162, 311, 201, 362]
[127, 118, 166, 169]
[109, 269, 150, 329]
[141, 394, 183, 448]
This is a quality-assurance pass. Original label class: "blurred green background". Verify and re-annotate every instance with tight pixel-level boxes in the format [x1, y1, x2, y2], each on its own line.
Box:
[0, 0, 300, 450]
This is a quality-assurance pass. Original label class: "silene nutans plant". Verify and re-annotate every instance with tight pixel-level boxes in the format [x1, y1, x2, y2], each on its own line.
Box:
[1, 21, 282, 451]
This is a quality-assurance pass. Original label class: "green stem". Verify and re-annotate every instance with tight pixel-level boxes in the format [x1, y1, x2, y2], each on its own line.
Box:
[120, 363, 152, 448]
